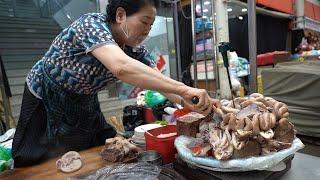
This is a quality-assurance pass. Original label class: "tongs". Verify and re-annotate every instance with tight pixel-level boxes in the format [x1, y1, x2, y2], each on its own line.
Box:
[218, 42, 235, 108]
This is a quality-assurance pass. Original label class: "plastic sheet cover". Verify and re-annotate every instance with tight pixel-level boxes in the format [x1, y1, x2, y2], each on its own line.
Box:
[262, 61, 320, 137]
[175, 136, 304, 172]
[71, 162, 161, 180]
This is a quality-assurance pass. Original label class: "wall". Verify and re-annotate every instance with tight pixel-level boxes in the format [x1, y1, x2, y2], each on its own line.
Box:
[256, 0, 320, 21]
[305, 0, 320, 21]
[53, 0, 96, 28]
[99, 0, 108, 14]
[257, 0, 294, 14]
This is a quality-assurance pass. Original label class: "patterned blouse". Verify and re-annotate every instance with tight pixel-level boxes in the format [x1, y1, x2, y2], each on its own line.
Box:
[26, 13, 156, 99]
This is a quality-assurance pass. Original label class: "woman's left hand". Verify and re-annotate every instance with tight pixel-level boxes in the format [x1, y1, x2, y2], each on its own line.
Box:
[211, 98, 221, 109]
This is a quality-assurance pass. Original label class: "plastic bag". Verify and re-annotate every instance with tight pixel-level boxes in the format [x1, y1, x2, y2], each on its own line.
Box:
[122, 105, 145, 132]
[95, 163, 161, 180]
[0, 145, 13, 172]
[144, 90, 167, 108]
[175, 136, 304, 172]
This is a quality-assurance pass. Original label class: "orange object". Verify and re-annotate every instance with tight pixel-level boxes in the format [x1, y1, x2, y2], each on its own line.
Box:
[256, 0, 320, 22]
[144, 125, 177, 164]
[173, 108, 192, 118]
[256, 0, 294, 14]
[315, 6, 320, 21]
[156, 55, 166, 70]
[192, 145, 202, 154]
[305, 0, 315, 20]
[304, 1, 320, 21]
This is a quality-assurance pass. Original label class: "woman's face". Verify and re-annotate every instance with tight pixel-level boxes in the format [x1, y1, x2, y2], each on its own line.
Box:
[120, 5, 156, 47]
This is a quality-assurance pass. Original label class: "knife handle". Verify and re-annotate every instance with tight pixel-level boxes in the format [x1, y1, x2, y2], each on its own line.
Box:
[191, 96, 199, 105]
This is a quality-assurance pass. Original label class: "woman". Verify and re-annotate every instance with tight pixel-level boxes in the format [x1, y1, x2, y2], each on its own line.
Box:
[12, 0, 219, 167]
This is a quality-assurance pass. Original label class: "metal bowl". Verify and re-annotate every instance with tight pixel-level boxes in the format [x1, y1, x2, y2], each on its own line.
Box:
[137, 150, 163, 166]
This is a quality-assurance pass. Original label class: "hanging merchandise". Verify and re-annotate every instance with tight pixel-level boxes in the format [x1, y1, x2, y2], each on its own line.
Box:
[195, 17, 213, 33]
[236, 57, 250, 77]
[229, 52, 250, 77]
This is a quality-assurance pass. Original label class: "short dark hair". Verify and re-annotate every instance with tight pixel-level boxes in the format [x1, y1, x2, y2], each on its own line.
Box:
[106, 0, 159, 23]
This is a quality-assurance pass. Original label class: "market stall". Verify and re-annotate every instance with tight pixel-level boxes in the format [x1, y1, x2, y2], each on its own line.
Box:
[0, 92, 316, 179]
[0, 0, 319, 179]
[262, 61, 320, 137]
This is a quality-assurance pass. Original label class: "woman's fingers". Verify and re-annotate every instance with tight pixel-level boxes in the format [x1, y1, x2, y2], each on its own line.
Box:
[201, 98, 213, 116]
[180, 87, 220, 116]
[202, 105, 212, 116]
[200, 95, 211, 112]
[211, 98, 221, 108]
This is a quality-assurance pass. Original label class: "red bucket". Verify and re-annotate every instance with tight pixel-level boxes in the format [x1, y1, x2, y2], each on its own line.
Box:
[144, 107, 156, 123]
[144, 125, 177, 164]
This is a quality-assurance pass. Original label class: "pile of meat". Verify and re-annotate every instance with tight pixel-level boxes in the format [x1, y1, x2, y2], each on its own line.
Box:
[191, 93, 296, 160]
[100, 137, 139, 162]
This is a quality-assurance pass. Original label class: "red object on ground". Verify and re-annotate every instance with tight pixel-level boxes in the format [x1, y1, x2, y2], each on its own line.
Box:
[145, 125, 177, 164]
[144, 107, 156, 123]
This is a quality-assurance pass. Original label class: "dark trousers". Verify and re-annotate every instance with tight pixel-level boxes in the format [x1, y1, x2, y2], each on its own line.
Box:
[12, 84, 116, 167]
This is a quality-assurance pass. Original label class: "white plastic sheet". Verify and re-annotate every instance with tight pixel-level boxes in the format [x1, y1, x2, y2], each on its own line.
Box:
[175, 136, 304, 172]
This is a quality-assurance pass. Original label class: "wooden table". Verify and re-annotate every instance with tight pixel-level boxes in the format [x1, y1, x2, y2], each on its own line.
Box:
[0, 145, 116, 180]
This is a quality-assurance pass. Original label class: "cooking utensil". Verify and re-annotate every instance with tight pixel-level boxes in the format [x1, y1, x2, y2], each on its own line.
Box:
[137, 150, 163, 166]
[218, 42, 235, 107]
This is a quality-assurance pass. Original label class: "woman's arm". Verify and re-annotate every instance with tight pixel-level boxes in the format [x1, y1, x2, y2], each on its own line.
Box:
[93, 45, 186, 95]
[92, 44, 212, 114]
[161, 92, 221, 109]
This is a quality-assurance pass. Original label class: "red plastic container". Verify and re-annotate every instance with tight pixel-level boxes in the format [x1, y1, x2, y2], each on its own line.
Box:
[144, 125, 177, 164]
[144, 107, 156, 123]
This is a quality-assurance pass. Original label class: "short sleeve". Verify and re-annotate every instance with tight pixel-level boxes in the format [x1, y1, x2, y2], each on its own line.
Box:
[124, 46, 157, 68]
[74, 13, 117, 53]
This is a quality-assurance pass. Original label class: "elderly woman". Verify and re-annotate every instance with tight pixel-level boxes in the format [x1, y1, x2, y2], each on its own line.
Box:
[12, 0, 219, 167]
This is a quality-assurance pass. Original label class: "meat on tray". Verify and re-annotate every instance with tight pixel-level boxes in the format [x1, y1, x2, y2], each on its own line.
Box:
[100, 137, 138, 162]
[181, 93, 296, 160]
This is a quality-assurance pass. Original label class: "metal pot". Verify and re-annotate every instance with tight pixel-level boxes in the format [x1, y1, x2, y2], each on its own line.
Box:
[137, 150, 163, 166]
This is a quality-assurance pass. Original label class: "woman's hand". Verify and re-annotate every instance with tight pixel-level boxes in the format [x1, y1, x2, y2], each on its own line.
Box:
[180, 87, 214, 116]
[211, 98, 221, 109]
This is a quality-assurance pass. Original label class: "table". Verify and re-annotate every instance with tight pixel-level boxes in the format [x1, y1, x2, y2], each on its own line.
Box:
[1, 148, 319, 180]
[280, 152, 320, 180]
[0, 145, 114, 180]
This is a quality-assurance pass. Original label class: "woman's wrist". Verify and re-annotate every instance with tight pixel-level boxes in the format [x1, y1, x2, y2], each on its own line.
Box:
[174, 82, 188, 97]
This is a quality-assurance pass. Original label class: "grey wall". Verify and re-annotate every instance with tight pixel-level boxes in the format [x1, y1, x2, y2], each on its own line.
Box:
[53, 0, 96, 28]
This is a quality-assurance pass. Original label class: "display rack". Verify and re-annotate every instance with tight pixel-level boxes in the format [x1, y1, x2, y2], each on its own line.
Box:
[190, 0, 216, 92]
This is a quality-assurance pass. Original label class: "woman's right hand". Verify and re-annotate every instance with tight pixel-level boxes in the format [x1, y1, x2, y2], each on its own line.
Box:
[180, 87, 213, 116]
